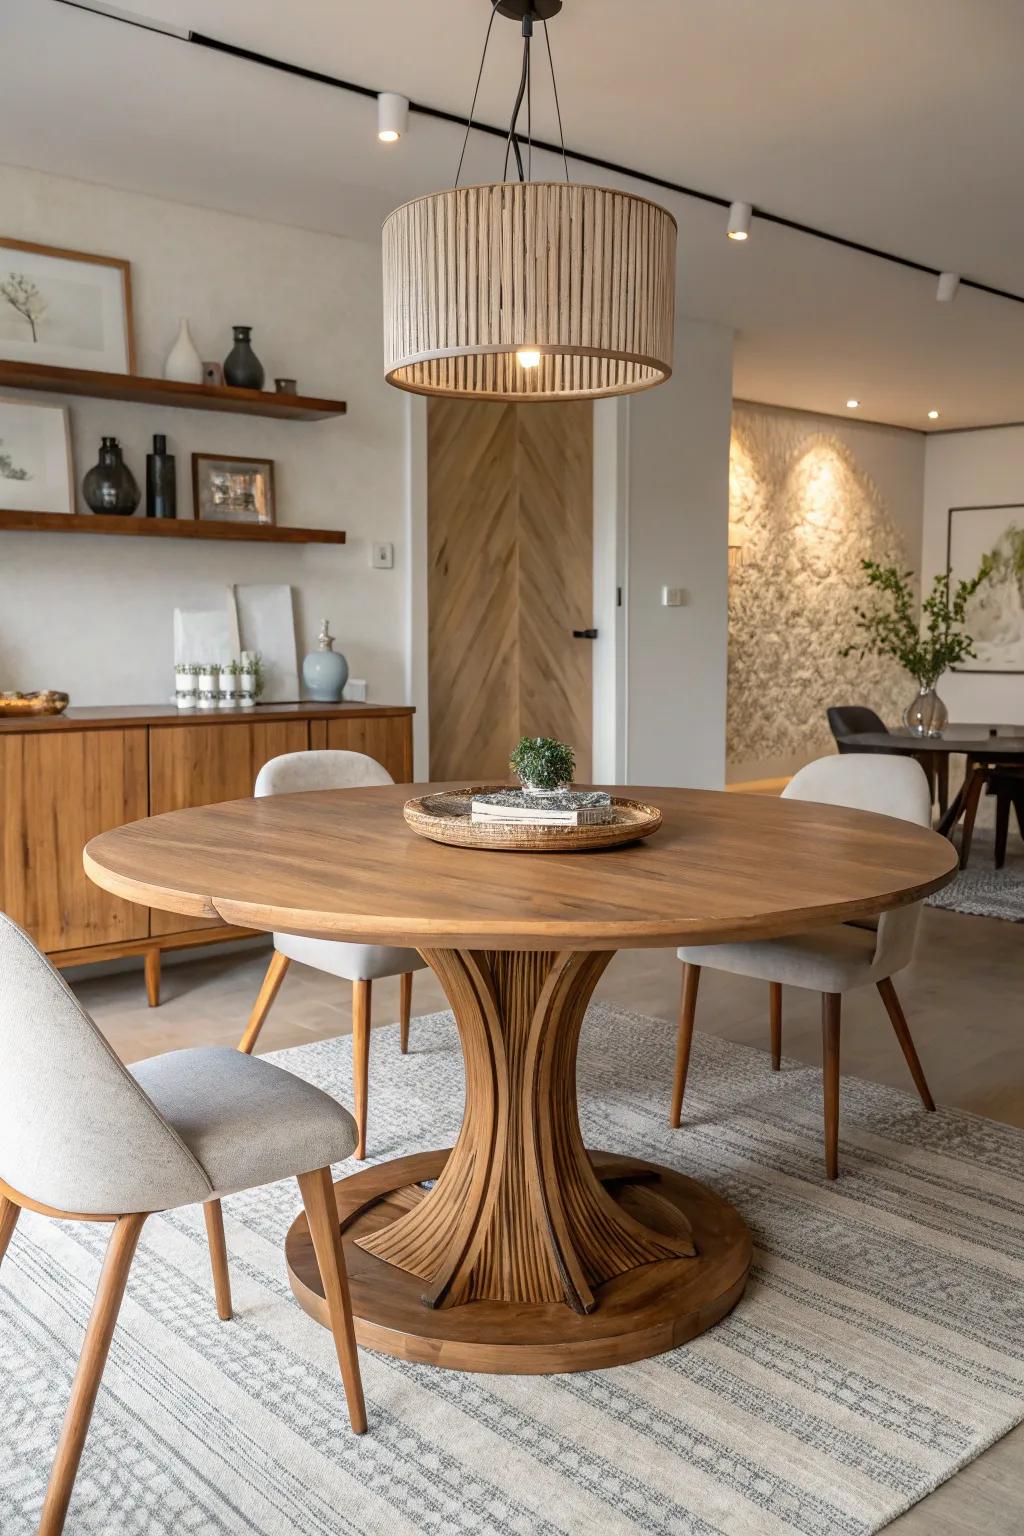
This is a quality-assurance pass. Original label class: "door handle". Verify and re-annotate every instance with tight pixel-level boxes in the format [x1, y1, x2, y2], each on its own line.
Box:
[572, 628, 598, 639]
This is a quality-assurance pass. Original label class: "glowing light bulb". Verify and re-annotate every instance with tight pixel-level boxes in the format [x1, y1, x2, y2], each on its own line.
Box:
[516, 349, 541, 369]
[927, 409, 940, 420]
[378, 129, 400, 143]
[846, 398, 860, 409]
[727, 229, 748, 242]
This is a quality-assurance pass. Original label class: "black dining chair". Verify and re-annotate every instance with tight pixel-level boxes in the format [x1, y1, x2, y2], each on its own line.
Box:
[826, 706, 946, 815]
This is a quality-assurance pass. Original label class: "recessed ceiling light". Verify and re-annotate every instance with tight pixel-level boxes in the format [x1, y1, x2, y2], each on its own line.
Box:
[846, 399, 860, 409]
[727, 201, 752, 241]
[377, 92, 408, 143]
[927, 409, 940, 420]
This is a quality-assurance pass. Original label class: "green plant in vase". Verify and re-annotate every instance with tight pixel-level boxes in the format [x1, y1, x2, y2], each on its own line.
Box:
[509, 736, 576, 796]
[842, 559, 990, 736]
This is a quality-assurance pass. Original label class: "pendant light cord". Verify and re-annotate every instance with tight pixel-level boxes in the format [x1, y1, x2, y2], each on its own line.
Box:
[503, 35, 530, 181]
[543, 18, 571, 182]
[455, 0, 502, 188]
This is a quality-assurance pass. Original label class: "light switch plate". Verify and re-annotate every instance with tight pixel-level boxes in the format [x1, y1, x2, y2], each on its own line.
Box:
[662, 586, 686, 607]
[371, 542, 394, 569]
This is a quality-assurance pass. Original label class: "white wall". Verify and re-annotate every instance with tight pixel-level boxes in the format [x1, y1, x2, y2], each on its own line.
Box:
[923, 427, 1024, 725]
[623, 319, 734, 789]
[0, 164, 409, 706]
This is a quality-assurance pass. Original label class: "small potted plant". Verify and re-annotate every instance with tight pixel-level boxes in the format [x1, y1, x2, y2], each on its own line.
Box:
[842, 559, 990, 737]
[220, 659, 242, 709]
[510, 736, 576, 797]
[239, 650, 264, 707]
[173, 662, 197, 709]
[195, 661, 220, 710]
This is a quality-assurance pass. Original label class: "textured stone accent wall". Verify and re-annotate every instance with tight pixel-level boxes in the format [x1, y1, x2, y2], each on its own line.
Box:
[728, 406, 913, 778]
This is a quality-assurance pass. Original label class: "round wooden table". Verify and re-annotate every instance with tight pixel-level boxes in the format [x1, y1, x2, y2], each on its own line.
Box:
[84, 783, 956, 1374]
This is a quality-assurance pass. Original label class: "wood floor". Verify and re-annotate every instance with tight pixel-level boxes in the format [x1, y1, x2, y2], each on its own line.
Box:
[73, 903, 1023, 1535]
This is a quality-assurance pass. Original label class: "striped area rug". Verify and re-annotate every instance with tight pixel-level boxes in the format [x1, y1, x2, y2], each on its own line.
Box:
[3, 1005, 1024, 1535]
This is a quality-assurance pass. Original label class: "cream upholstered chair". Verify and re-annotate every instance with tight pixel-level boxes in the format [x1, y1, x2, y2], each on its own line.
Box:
[671, 754, 936, 1179]
[239, 750, 427, 1159]
[0, 913, 366, 1536]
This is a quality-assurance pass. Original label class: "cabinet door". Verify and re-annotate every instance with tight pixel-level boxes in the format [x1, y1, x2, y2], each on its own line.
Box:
[325, 716, 413, 783]
[0, 728, 150, 952]
[148, 720, 309, 935]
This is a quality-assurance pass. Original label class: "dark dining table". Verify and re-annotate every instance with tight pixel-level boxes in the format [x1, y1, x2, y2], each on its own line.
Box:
[846, 724, 1024, 866]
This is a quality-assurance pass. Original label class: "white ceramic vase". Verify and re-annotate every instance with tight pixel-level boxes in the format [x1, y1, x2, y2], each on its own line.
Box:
[164, 318, 204, 384]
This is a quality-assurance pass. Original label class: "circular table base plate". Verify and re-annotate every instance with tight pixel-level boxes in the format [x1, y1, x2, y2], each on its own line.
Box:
[286, 1150, 752, 1374]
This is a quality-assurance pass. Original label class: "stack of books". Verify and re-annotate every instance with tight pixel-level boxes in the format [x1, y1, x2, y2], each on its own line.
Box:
[470, 789, 615, 828]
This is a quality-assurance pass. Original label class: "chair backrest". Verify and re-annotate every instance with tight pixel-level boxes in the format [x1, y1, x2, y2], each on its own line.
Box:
[827, 705, 888, 744]
[783, 754, 931, 975]
[255, 749, 393, 798]
[0, 914, 211, 1215]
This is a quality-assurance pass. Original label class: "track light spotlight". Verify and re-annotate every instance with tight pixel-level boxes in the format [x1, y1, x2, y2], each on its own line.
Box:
[727, 201, 752, 241]
[936, 271, 960, 303]
[377, 92, 409, 143]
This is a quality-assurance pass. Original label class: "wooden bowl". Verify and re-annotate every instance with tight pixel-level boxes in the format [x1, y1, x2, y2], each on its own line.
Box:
[0, 690, 69, 717]
[403, 786, 662, 853]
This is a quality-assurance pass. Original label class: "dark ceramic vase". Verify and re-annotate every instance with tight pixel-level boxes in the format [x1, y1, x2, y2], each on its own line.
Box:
[82, 437, 140, 516]
[223, 325, 265, 389]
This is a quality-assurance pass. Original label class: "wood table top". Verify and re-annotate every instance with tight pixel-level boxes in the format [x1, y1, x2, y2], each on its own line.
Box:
[847, 725, 1024, 757]
[83, 783, 958, 951]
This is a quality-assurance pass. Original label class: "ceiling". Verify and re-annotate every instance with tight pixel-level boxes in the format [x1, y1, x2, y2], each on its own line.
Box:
[4, 0, 1024, 430]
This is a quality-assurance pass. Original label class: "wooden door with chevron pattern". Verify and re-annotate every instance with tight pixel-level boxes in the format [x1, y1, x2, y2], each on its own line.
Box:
[428, 399, 593, 782]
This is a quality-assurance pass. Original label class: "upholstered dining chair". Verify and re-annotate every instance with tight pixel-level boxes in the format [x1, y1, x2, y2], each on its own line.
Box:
[670, 754, 936, 1179]
[0, 912, 366, 1536]
[239, 750, 426, 1159]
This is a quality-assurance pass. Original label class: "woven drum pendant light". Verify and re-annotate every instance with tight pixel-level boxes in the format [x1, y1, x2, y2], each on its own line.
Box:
[382, 2, 677, 402]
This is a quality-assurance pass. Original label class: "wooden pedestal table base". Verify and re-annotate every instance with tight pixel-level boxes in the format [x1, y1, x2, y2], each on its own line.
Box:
[286, 948, 751, 1373]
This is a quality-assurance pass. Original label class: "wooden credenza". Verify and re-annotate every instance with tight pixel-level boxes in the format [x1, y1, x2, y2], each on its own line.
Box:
[0, 703, 414, 1003]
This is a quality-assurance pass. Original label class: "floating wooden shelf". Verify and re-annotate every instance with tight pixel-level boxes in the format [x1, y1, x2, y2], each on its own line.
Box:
[0, 359, 346, 420]
[0, 510, 345, 544]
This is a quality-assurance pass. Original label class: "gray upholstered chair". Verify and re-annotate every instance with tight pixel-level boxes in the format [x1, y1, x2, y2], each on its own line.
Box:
[671, 755, 936, 1179]
[0, 913, 366, 1536]
[239, 749, 426, 1159]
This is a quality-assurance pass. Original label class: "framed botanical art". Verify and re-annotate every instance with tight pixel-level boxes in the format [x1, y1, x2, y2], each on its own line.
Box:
[0, 396, 74, 514]
[947, 502, 1024, 674]
[0, 237, 136, 374]
[192, 453, 276, 525]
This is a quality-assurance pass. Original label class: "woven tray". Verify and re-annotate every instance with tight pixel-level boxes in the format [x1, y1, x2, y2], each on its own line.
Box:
[403, 787, 662, 853]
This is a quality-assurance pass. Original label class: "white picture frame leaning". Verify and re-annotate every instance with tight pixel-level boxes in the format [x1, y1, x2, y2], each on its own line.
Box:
[0, 396, 74, 514]
[0, 237, 136, 375]
[947, 503, 1024, 675]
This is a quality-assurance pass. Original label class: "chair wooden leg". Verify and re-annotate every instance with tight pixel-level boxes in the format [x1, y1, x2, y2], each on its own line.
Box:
[822, 993, 841, 1181]
[352, 979, 371, 1160]
[670, 964, 700, 1127]
[203, 1199, 233, 1321]
[39, 1213, 147, 1536]
[144, 947, 160, 1008]
[935, 755, 949, 818]
[238, 950, 291, 1054]
[769, 982, 782, 1070]
[958, 766, 988, 868]
[399, 971, 413, 1055]
[995, 789, 1011, 870]
[0, 1195, 20, 1267]
[296, 1167, 367, 1434]
[876, 977, 936, 1111]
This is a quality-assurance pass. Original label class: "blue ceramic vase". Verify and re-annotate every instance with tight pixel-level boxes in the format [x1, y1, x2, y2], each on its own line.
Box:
[303, 619, 349, 701]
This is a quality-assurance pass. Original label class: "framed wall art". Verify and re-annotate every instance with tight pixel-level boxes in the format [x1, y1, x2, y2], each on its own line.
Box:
[192, 453, 276, 525]
[0, 237, 135, 374]
[0, 395, 74, 514]
[947, 502, 1024, 674]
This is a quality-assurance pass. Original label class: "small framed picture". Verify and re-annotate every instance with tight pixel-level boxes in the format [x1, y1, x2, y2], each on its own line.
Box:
[192, 453, 276, 525]
[0, 237, 135, 374]
[0, 396, 74, 514]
